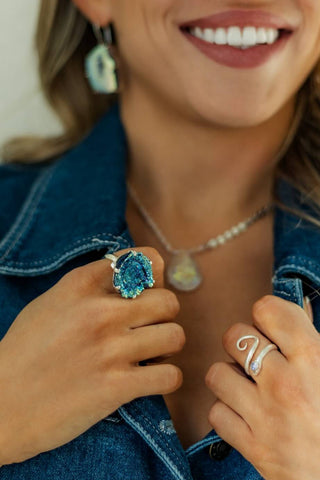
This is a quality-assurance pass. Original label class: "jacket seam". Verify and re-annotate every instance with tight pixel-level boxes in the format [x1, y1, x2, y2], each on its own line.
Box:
[274, 263, 320, 285]
[0, 235, 131, 274]
[119, 406, 189, 480]
[4, 233, 129, 266]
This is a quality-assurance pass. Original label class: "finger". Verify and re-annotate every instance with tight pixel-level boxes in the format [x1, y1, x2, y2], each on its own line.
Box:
[130, 363, 183, 397]
[208, 400, 254, 456]
[222, 322, 287, 383]
[205, 362, 259, 422]
[69, 247, 165, 295]
[303, 296, 314, 323]
[127, 322, 186, 364]
[125, 288, 180, 329]
[251, 295, 318, 359]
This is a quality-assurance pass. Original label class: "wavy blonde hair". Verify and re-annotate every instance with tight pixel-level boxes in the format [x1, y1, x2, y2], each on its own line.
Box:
[2, 0, 320, 227]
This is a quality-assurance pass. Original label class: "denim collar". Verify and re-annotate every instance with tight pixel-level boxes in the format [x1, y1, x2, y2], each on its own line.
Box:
[0, 102, 133, 275]
[0, 101, 319, 288]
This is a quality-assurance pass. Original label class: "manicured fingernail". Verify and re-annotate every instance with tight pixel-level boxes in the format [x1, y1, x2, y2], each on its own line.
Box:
[303, 296, 313, 322]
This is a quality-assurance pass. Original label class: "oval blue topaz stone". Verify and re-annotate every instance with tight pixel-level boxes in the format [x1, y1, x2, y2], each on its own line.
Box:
[113, 251, 155, 298]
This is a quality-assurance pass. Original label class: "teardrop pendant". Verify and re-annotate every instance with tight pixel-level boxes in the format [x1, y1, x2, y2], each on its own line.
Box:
[166, 251, 202, 292]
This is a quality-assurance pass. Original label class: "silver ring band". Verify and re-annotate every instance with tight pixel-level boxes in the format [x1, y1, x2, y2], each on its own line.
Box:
[236, 335, 278, 376]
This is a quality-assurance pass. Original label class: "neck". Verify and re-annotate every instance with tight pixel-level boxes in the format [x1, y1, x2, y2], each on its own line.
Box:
[121, 88, 296, 229]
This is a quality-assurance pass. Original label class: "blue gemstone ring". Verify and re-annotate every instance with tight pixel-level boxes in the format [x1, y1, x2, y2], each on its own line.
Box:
[103, 250, 155, 299]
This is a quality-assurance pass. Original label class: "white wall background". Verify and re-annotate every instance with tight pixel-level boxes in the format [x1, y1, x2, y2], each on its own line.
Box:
[0, 0, 63, 151]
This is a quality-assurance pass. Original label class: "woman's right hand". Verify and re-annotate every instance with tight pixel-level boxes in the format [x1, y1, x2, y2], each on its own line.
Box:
[0, 247, 185, 465]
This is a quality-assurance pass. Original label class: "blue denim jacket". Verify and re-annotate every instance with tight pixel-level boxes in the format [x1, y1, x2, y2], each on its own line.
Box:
[0, 103, 319, 480]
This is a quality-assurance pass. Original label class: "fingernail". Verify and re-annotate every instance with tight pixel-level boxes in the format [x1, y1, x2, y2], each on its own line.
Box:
[303, 296, 313, 322]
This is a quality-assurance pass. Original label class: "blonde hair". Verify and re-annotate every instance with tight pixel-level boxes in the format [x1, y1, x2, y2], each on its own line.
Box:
[2, 0, 320, 227]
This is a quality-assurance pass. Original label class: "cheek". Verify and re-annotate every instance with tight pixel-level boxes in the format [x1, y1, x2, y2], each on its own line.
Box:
[290, 1, 320, 79]
[298, 0, 320, 49]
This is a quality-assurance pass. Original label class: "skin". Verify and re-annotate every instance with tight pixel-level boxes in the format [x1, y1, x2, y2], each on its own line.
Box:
[69, 0, 320, 478]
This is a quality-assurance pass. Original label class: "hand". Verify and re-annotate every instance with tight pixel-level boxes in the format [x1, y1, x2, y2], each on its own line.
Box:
[205, 294, 320, 480]
[0, 247, 185, 465]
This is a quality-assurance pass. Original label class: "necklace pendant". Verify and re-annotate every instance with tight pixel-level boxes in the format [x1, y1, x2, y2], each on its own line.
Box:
[167, 251, 202, 292]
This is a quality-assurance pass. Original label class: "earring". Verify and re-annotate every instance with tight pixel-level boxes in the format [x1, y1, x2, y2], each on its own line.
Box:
[85, 23, 118, 94]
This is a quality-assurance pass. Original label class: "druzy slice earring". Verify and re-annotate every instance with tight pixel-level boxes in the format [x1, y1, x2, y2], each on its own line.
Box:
[85, 24, 118, 94]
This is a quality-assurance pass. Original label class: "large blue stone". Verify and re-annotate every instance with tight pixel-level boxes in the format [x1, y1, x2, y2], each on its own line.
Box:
[113, 251, 154, 298]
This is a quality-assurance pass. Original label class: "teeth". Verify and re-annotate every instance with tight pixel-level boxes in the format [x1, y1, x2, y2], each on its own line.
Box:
[215, 28, 227, 45]
[227, 26, 242, 47]
[189, 26, 280, 48]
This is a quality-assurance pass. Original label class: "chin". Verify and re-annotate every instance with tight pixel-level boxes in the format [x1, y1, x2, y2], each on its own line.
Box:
[190, 100, 276, 129]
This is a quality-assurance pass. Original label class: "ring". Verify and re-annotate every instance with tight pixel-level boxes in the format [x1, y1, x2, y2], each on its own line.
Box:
[236, 335, 278, 376]
[103, 250, 155, 298]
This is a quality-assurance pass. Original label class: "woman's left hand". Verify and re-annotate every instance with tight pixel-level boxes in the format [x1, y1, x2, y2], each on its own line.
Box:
[205, 294, 320, 480]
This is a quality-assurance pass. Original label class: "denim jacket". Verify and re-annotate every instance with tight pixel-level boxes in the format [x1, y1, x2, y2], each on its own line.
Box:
[0, 103, 319, 480]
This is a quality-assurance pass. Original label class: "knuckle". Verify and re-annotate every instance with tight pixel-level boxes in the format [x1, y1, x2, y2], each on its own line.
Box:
[102, 336, 127, 366]
[169, 323, 186, 350]
[91, 299, 120, 329]
[252, 295, 279, 325]
[143, 246, 165, 271]
[208, 400, 223, 426]
[163, 290, 181, 317]
[270, 371, 303, 405]
[62, 265, 97, 293]
[164, 365, 183, 391]
[295, 337, 320, 364]
[205, 362, 224, 389]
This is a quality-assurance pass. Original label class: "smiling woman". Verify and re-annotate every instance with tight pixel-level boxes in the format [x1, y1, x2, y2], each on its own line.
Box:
[0, 1, 320, 480]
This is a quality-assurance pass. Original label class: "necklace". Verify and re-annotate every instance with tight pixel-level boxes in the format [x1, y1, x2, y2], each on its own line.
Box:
[127, 182, 275, 292]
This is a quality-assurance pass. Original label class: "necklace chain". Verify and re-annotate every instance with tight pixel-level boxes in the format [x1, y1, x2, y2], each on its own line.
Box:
[127, 181, 275, 256]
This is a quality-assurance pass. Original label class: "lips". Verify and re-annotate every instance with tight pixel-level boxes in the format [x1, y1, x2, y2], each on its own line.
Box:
[178, 9, 295, 69]
[179, 9, 296, 33]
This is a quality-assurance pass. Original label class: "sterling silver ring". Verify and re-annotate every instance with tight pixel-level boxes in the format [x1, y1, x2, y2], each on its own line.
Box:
[236, 335, 278, 376]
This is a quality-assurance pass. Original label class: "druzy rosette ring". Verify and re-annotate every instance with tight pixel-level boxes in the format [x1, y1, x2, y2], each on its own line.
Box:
[103, 250, 155, 298]
[236, 335, 279, 377]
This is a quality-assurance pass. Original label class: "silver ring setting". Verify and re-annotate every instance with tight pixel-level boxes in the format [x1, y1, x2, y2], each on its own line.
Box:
[236, 335, 278, 376]
[103, 250, 155, 298]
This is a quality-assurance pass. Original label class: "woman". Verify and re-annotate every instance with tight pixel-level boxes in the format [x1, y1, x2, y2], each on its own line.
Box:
[0, 0, 320, 478]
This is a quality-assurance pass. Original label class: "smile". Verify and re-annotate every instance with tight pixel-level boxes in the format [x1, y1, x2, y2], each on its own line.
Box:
[185, 26, 283, 50]
[179, 10, 295, 69]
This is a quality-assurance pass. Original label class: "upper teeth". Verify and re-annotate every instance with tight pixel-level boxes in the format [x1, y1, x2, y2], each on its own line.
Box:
[189, 26, 280, 49]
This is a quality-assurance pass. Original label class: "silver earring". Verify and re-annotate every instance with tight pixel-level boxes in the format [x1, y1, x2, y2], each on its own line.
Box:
[84, 23, 118, 94]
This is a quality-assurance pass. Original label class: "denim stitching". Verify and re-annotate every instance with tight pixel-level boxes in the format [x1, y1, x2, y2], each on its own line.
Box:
[119, 407, 189, 480]
[0, 236, 131, 274]
[6, 233, 130, 266]
[274, 278, 303, 305]
[274, 258, 320, 285]
[0, 234, 131, 275]
[140, 412, 187, 466]
[185, 436, 222, 458]
[273, 290, 292, 298]
[0, 165, 57, 261]
[103, 417, 122, 423]
[138, 412, 186, 467]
